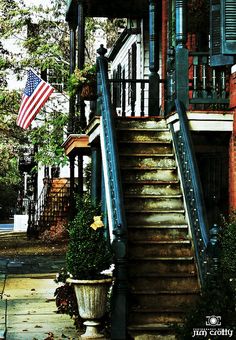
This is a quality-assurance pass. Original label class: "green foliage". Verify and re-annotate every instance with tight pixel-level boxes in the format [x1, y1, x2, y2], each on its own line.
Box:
[0, 183, 18, 219]
[66, 195, 112, 279]
[67, 64, 96, 96]
[0, 0, 69, 168]
[175, 274, 236, 339]
[29, 108, 69, 167]
[0, 89, 25, 185]
[221, 213, 236, 276]
[176, 214, 236, 339]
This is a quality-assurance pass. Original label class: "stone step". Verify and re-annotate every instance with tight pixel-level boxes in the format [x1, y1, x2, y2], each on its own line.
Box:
[118, 142, 173, 155]
[129, 306, 184, 325]
[128, 323, 177, 339]
[128, 225, 189, 241]
[129, 308, 184, 325]
[128, 240, 192, 258]
[128, 258, 196, 276]
[131, 290, 199, 309]
[125, 196, 183, 210]
[116, 118, 168, 130]
[117, 118, 199, 333]
[118, 130, 171, 143]
[123, 183, 181, 196]
[120, 155, 176, 169]
[121, 168, 178, 182]
[126, 211, 186, 226]
[129, 273, 199, 291]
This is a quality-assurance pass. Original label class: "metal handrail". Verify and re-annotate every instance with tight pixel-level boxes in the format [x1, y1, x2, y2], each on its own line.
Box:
[169, 100, 209, 286]
[97, 45, 127, 340]
[27, 179, 51, 236]
[28, 179, 70, 236]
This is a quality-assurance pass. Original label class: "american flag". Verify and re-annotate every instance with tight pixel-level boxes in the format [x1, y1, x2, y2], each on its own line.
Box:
[16, 69, 54, 129]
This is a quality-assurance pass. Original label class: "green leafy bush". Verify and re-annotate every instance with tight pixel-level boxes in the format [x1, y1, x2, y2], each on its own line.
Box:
[176, 217, 236, 339]
[221, 213, 236, 276]
[66, 195, 112, 279]
[67, 64, 96, 96]
[175, 274, 235, 339]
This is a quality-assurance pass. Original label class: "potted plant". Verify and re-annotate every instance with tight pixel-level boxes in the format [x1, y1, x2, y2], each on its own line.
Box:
[68, 64, 97, 100]
[66, 195, 113, 338]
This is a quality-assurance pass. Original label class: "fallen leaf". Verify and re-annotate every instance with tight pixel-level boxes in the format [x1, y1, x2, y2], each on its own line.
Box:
[43, 332, 54, 340]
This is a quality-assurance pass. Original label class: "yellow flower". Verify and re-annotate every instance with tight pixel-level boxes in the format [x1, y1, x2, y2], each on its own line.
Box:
[90, 216, 104, 230]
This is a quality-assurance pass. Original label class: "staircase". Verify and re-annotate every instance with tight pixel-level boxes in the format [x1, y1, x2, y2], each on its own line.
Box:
[116, 118, 200, 338]
[37, 178, 70, 232]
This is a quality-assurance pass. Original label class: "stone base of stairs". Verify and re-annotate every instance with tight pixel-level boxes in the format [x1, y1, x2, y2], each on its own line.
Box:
[129, 323, 177, 340]
[134, 336, 176, 340]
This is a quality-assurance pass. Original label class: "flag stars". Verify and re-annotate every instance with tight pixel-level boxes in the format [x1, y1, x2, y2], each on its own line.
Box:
[24, 70, 41, 96]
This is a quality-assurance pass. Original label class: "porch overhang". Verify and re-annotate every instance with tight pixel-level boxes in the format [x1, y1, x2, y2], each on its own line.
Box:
[62, 134, 90, 157]
[66, 0, 148, 20]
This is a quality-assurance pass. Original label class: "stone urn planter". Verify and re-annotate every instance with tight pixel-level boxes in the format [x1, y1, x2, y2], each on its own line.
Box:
[67, 277, 112, 338]
[66, 196, 113, 338]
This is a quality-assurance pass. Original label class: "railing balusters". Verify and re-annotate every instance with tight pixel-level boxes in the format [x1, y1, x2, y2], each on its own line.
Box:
[221, 70, 226, 99]
[202, 56, 208, 99]
[110, 79, 150, 117]
[131, 87, 135, 116]
[212, 68, 217, 99]
[141, 82, 145, 116]
[192, 56, 198, 99]
[122, 80, 126, 117]
[27, 179, 70, 236]
[189, 51, 229, 109]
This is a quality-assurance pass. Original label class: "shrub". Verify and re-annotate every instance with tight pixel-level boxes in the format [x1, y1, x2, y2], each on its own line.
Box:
[66, 195, 112, 279]
[221, 213, 236, 276]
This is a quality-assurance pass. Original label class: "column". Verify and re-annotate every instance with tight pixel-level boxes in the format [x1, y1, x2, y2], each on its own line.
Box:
[77, 1, 86, 131]
[175, 0, 189, 109]
[149, 0, 160, 116]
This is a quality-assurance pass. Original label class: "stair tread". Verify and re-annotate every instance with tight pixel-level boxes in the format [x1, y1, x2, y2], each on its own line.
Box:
[128, 323, 177, 330]
[132, 289, 200, 295]
[120, 153, 174, 157]
[130, 272, 197, 278]
[131, 306, 186, 313]
[127, 209, 184, 213]
[128, 224, 188, 229]
[125, 194, 182, 198]
[129, 240, 190, 244]
[131, 256, 194, 261]
[123, 180, 179, 184]
[121, 167, 177, 170]
[117, 127, 169, 131]
[118, 140, 171, 144]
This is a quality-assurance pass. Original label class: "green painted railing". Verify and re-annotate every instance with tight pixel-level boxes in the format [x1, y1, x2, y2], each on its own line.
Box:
[169, 100, 210, 286]
[96, 45, 128, 340]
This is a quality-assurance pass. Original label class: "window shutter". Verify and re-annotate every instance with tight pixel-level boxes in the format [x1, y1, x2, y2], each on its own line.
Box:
[211, 0, 221, 56]
[210, 0, 235, 66]
[223, 0, 236, 54]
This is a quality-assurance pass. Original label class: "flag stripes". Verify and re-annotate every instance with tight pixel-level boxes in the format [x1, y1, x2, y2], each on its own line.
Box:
[17, 70, 54, 129]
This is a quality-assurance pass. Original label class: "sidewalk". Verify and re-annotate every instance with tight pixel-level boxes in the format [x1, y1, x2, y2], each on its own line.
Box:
[0, 255, 79, 340]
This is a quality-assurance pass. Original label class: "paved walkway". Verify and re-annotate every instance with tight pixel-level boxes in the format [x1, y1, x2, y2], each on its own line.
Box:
[0, 255, 79, 340]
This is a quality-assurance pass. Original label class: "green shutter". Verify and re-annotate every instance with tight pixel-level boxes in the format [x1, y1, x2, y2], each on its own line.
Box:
[211, 0, 221, 55]
[210, 0, 235, 66]
[223, 0, 236, 54]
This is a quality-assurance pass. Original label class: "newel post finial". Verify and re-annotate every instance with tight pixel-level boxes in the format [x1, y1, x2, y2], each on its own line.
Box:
[97, 44, 107, 57]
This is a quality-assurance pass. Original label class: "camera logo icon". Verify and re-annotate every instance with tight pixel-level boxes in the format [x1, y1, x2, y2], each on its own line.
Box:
[206, 315, 221, 326]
